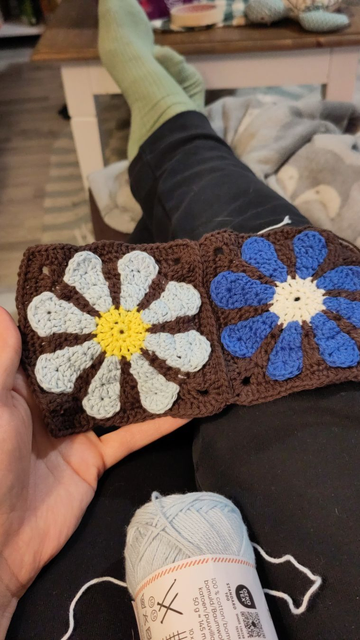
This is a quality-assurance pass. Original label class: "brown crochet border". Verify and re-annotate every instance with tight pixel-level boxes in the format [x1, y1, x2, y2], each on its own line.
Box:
[16, 228, 360, 437]
[200, 227, 360, 406]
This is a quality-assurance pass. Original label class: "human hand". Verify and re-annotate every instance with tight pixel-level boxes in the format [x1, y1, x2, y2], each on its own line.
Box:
[0, 308, 188, 638]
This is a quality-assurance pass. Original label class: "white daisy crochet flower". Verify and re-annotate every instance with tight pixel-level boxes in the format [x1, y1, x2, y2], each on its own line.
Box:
[27, 250, 211, 419]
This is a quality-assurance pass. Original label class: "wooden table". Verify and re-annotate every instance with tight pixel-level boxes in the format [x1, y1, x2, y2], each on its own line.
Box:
[33, 0, 360, 187]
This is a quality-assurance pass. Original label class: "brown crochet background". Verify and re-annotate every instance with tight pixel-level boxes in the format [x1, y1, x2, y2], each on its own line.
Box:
[200, 227, 360, 406]
[16, 239, 230, 437]
[16, 228, 360, 438]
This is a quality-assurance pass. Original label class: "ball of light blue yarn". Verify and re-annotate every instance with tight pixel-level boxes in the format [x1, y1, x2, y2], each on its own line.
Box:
[125, 491, 255, 597]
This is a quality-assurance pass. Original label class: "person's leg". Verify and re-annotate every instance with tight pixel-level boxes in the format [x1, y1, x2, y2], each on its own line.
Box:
[129, 112, 307, 242]
[98, 0, 196, 161]
[193, 384, 360, 640]
[154, 45, 205, 112]
[98, 0, 306, 243]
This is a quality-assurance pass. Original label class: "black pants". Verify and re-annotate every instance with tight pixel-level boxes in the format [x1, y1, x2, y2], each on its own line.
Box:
[8, 113, 359, 640]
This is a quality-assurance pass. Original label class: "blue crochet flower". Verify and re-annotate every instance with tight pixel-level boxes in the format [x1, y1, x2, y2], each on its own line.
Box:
[211, 231, 360, 381]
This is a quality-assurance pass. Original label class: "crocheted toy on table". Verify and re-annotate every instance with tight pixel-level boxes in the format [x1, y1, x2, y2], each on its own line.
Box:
[202, 227, 360, 406]
[17, 240, 229, 437]
[245, 0, 349, 32]
[16, 227, 360, 437]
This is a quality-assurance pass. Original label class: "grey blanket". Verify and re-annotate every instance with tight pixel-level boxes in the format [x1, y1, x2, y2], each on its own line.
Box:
[89, 96, 360, 246]
[207, 96, 360, 246]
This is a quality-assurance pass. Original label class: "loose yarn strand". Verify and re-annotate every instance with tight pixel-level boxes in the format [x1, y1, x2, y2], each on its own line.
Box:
[60, 576, 128, 640]
[259, 215, 292, 234]
[252, 542, 322, 615]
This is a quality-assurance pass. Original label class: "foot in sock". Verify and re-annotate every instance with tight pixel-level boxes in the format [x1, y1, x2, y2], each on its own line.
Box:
[154, 46, 205, 111]
[99, 0, 196, 161]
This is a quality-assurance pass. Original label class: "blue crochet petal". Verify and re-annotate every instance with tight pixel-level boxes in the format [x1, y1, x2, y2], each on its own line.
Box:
[325, 297, 360, 329]
[210, 272, 275, 310]
[293, 231, 328, 279]
[241, 237, 288, 283]
[311, 312, 359, 368]
[267, 321, 303, 381]
[317, 266, 360, 292]
[221, 311, 279, 358]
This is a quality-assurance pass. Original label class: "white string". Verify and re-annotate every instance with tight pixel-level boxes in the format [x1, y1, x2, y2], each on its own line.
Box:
[60, 576, 128, 640]
[252, 543, 322, 615]
[258, 215, 292, 234]
[60, 546, 322, 637]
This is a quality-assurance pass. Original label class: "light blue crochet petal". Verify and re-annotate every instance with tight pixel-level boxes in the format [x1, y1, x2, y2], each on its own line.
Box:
[267, 321, 303, 381]
[210, 272, 275, 310]
[241, 237, 287, 283]
[325, 297, 360, 329]
[311, 312, 359, 368]
[293, 231, 328, 279]
[221, 311, 279, 358]
[317, 266, 360, 292]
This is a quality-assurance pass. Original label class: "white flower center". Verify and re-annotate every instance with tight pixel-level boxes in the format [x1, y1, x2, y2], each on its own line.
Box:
[270, 275, 325, 326]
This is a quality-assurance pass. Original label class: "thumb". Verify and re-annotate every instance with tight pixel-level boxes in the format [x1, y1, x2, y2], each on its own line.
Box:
[0, 308, 22, 391]
[99, 417, 190, 469]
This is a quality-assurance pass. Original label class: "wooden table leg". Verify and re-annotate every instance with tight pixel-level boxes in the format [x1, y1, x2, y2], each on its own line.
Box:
[61, 63, 105, 188]
[324, 47, 359, 102]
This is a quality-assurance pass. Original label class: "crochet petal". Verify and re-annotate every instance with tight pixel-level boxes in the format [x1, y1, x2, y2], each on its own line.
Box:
[118, 251, 159, 311]
[241, 237, 287, 283]
[293, 231, 328, 279]
[141, 281, 201, 325]
[64, 251, 112, 313]
[82, 355, 121, 419]
[267, 321, 303, 381]
[144, 330, 211, 373]
[221, 311, 279, 358]
[311, 312, 359, 368]
[325, 297, 360, 329]
[27, 291, 96, 337]
[317, 266, 360, 292]
[35, 341, 102, 394]
[130, 353, 179, 414]
[210, 272, 275, 309]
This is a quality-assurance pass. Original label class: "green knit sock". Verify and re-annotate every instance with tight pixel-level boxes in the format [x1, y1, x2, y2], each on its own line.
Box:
[154, 46, 205, 111]
[98, 0, 195, 161]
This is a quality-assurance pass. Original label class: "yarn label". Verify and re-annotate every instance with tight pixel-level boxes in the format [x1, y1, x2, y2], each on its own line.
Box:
[134, 555, 278, 640]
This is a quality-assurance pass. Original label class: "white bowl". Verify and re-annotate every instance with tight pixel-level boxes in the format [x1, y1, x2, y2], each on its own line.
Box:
[170, 3, 224, 29]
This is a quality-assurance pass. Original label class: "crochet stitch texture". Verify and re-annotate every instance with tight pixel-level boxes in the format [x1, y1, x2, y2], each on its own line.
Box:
[16, 228, 360, 437]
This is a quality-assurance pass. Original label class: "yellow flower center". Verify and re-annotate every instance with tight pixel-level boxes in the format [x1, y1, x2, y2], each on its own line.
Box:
[93, 306, 150, 360]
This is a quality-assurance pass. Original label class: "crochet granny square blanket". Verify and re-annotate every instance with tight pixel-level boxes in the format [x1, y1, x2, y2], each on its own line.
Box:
[16, 227, 360, 437]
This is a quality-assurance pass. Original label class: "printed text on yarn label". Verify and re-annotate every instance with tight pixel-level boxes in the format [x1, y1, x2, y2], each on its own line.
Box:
[134, 555, 278, 640]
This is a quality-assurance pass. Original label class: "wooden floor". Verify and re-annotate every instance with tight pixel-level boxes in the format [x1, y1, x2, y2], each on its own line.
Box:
[0, 55, 65, 308]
